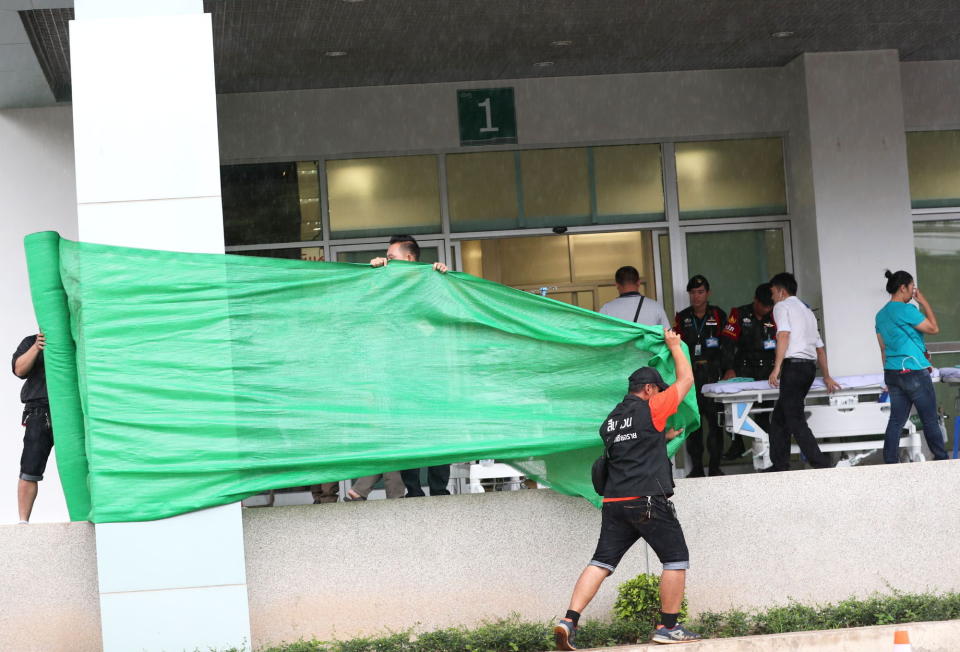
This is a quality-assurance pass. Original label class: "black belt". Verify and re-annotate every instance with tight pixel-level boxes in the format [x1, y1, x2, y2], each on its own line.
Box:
[784, 357, 815, 364]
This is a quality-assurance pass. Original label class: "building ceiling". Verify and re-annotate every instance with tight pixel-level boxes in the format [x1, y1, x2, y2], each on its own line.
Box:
[14, 0, 960, 105]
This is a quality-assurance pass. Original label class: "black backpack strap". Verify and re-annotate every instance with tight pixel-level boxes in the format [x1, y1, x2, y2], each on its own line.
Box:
[632, 295, 646, 322]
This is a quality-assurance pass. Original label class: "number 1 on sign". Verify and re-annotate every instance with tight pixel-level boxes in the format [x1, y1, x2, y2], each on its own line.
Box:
[478, 98, 499, 133]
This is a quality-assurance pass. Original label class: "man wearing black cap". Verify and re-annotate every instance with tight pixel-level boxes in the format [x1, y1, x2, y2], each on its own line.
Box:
[674, 275, 730, 477]
[554, 329, 702, 649]
[719, 283, 777, 459]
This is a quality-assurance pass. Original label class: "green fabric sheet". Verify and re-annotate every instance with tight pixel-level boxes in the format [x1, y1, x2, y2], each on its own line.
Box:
[24, 232, 699, 523]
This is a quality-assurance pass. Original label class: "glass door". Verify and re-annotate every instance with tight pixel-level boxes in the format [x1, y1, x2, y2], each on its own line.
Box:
[457, 229, 666, 312]
[678, 222, 792, 314]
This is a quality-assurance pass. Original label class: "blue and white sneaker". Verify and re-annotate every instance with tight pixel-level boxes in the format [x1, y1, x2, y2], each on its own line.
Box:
[651, 623, 702, 644]
[553, 618, 577, 650]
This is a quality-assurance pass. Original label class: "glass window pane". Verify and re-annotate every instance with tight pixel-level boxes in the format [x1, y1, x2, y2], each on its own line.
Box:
[447, 152, 520, 232]
[296, 162, 323, 241]
[222, 162, 321, 246]
[569, 231, 656, 298]
[684, 228, 786, 312]
[906, 131, 960, 209]
[676, 138, 787, 220]
[326, 155, 441, 239]
[458, 235, 571, 286]
[520, 148, 591, 227]
[232, 246, 325, 261]
[594, 145, 665, 223]
[914, 220, 960, 342]
[335, 247, 439, 265]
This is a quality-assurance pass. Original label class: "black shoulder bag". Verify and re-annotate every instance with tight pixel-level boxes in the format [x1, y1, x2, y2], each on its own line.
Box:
[591, 436, 611, 496]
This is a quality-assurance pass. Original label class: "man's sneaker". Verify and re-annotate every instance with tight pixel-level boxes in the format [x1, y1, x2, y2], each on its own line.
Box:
[651, 623, 702, 644]
[554, 618, 577, 650]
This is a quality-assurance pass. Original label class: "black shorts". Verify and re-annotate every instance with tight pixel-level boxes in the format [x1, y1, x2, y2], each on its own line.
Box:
[20, 405, 53, 482]
[589, 496, 689, 573]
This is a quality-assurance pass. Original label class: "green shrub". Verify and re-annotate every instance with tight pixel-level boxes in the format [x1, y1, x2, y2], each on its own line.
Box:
[254, 588, 960, 651]
[414, 616, 552, 652]
[613, 573, 688, 627]
[690, 589, 960, 639]
[573, 618, 647, 648]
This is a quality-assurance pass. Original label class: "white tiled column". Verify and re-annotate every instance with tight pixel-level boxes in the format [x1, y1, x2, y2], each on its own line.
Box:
[790, 50, 916, 375]
[70, 2, 251, 651]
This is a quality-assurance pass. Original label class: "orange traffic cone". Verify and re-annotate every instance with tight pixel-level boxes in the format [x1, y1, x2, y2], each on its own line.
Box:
[893, 630, 912, 651]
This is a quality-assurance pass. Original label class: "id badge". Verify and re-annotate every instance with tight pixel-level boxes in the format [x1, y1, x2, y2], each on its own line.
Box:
[763, 338, 776, 351]
[694, 344, 702, 356]
[705, 337, 719, 349]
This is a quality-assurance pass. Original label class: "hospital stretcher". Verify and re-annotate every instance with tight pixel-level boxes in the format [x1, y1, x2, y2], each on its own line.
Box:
[701, 371, 943, 471]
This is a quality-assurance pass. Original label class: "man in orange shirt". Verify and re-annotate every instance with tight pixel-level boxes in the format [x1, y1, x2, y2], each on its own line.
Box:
[554, 329, 701, 648]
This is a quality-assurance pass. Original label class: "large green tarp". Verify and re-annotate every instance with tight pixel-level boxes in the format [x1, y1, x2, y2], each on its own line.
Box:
[25, 232, 698, 523]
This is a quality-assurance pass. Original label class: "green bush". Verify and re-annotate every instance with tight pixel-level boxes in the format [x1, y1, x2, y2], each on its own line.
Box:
[690, 589, 960, 639]
[612, 573, 688, 627]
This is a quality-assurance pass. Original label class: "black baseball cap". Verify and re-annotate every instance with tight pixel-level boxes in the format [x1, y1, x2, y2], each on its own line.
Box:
[686, 274, 710, 291]
[629, 367, 669, 391]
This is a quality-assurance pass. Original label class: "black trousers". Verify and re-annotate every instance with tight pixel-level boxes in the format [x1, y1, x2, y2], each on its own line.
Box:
[769, 359, 831, 470]
[686, 373, 722, 472]
[401, 465, 451, 497]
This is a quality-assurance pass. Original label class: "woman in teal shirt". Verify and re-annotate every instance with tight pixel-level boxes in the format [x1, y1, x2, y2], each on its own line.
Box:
[875, 270, 946, 463]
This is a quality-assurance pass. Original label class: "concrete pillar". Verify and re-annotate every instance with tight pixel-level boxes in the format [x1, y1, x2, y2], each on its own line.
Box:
[70, 2, 251, 650]
[788, 51, 915, 375]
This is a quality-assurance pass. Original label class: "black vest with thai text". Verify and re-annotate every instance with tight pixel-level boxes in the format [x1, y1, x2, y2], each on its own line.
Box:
[599, 394, 674, 498]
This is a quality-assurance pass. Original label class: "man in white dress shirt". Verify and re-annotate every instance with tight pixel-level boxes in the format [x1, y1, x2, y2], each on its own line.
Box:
[766, 272, 840, 472]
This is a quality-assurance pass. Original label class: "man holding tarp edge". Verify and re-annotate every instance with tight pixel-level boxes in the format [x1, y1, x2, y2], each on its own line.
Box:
[555, 329, 702, 649]
[12, 331, 51, 524]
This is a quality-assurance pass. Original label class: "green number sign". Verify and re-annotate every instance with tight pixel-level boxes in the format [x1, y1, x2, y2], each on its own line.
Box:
[457, 88, 517, 146]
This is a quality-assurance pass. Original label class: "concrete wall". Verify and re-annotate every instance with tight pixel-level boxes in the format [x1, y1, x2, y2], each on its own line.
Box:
[216, 67, 792, 163]
[240, 461, 960, 647]
[3, 461, 956, 650]
[0, 106, 77, 525]
[0, 521, 101, 652]
[901, 60, 960, 130]
[802, 51, 916, 376]
[782, 56, 823, 317]
[217, 59, 960, 162]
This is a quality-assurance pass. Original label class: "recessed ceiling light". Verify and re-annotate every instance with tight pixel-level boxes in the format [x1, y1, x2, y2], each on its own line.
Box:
[325, 51, 348, 57]
[771, 30, 795, 39]
[533, 61, 555, 68]
[551, 40, 573, 47]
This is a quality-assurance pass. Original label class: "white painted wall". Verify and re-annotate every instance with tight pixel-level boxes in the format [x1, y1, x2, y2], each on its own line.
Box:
[70, 1, 250, 649]
[0, 106, 76, 525]
[802, 51, 916, 376]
